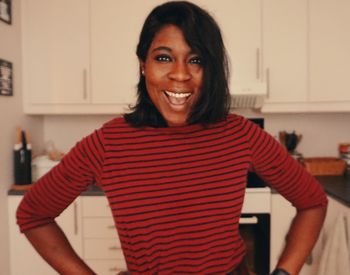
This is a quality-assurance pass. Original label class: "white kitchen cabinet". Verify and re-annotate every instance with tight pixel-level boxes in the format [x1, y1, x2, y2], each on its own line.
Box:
[90, 0, 163, 106]
[270, 193, 323, 275]
[81, 196, 127, 273]
[261, 1, 308, 108]
[8, 195, 82, 275]
[262, 0, 350, 113]
[316, 196, 350, 273]
[198, 0, 262, 88]
[323, 196, 350, 237]
[21, 0, 90, 111]
[270, 194, 295, 272]
[308, 0, 350, 107]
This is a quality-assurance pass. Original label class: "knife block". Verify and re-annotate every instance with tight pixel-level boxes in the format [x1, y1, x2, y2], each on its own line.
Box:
[14, 147, 32, 185]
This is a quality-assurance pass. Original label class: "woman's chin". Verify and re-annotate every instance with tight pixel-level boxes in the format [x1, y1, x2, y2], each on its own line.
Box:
[165, 115, 188, 127]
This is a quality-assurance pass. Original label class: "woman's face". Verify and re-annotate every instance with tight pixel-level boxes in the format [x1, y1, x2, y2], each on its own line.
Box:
[140, 25, 203, 127]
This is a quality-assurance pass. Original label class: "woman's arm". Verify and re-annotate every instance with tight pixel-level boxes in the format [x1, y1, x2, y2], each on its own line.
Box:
[24, 222, 95, 275]
[275, 205, 327, 275]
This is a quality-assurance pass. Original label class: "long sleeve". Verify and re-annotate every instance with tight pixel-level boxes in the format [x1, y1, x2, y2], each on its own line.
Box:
[16, 128, 105, 232]
[245, 118, 328, 210]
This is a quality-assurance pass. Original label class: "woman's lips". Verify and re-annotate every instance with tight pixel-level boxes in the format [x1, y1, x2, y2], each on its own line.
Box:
[163, 90, 192, 106]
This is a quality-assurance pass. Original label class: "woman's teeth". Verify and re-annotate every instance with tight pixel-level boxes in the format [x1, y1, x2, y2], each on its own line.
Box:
[164, 90, 191, 98]
[164, 90, 191, 106]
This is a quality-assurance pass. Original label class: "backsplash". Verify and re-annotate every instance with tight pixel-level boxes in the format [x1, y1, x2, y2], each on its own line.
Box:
[43, 111, 350, 158]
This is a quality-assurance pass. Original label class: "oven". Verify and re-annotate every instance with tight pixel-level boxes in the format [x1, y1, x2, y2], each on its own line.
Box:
[240, 187, 271, 275]
[239, 117, 271, 275]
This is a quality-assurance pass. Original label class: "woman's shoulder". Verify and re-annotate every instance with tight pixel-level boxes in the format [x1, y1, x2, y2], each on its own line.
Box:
[225, 113, 250, 127]
[90, 116, 134, 140]
[101, 116, 128, 129]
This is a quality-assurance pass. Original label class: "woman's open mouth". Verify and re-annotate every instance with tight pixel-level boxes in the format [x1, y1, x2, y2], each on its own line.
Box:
[163, 90, 192, 106]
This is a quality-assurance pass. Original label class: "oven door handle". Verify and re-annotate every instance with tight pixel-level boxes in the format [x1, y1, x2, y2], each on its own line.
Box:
[239, 216, 258, 224]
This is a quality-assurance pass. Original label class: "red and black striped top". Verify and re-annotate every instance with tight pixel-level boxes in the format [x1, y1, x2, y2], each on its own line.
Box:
[17, 114, 327, 274]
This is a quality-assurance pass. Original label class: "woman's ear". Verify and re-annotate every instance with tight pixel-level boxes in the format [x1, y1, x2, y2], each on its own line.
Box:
[139, 60, 145, 76]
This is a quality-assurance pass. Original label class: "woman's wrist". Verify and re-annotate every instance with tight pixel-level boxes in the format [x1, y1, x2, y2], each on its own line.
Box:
[271, 268, 290, 275]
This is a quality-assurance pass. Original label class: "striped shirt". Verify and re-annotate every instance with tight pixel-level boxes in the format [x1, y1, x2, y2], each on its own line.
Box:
[17, 114, 328, 274]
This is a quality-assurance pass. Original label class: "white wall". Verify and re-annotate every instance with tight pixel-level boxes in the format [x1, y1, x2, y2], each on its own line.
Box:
[0, 0, 44, 274]
[44, 111, 350, 158]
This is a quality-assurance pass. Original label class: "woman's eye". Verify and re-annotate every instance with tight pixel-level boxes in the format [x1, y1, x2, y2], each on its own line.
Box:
[155, 55, 172, 62]
[189, 57, 202, 65]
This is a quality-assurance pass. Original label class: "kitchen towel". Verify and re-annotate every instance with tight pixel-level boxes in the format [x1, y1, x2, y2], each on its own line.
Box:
[317, 213, 350, 275]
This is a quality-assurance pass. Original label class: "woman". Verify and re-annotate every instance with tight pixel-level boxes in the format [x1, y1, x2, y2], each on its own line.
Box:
[17, 1, 327, 274]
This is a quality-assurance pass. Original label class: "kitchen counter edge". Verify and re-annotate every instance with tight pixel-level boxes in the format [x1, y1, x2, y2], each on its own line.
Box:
[8, 177, 350, 208]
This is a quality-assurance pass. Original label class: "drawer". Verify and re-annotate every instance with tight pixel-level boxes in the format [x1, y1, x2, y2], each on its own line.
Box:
[82, 196, 112, 217]
[84, 239, 124, 260]
[83, 217, 118, 238]
[86, 259, 127, 274]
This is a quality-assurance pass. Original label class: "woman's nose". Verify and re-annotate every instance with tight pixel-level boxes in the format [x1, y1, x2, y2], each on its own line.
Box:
[168, 62, 191, 81]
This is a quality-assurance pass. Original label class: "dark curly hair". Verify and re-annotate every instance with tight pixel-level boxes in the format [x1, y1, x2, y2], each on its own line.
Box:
[124, 1, 231, 127]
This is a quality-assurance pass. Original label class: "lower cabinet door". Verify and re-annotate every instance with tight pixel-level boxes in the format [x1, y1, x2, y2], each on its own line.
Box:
[8, 196, 82, 275]
[86, 259, 128, 274]
[84, 239, 125, 260]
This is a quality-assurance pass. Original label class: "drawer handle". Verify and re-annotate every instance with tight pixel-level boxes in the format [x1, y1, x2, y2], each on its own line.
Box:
[256, 48, 260, 80]
[109, 246, 119, 250]
[83, 69, 88, 100]
[74, 202, 78, 235]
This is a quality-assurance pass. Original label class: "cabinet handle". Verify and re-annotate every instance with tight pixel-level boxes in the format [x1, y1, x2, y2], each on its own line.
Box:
[266, 68, 270, 99]
[83, 69, 87, 100]
[107, 225, 115, 229]
[74, 202, 78, 235]
[239, 216, 258, 224]
[109, 246, 119, 250]
[256, 48, 260, 80]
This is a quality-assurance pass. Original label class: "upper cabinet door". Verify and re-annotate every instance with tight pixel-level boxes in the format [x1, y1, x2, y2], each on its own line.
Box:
[309, 0, 350, 102]
[22, 0, 90, 105]
[90, 0, 163, 106]
[262, 0, 308, 103]
[195, 0, 262, 88]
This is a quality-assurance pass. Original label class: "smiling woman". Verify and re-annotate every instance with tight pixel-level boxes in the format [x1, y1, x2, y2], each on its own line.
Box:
[124, 1, 231, 128]
[141, 25, 203, 127]
[16, 1, 327, 275]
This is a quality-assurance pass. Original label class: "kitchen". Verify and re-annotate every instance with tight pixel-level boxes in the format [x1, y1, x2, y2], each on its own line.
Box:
[1, 0, 350, 274]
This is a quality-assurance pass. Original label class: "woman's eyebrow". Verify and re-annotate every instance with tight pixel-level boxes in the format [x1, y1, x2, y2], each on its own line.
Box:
[151, 46, 197, 56]
[151, 46, 172, 53]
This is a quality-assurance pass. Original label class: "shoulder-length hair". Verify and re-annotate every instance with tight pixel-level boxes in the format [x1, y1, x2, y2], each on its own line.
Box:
[124, 1, 231, 128]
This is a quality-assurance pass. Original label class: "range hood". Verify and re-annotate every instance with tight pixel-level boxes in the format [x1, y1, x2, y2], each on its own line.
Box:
[230, 82, 267, 109]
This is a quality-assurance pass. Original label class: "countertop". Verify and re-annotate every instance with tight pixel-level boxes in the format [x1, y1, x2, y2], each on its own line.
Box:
[317, 175, 350, 207]
[8, 184, 104, 196]
[8, 176, 350, 208]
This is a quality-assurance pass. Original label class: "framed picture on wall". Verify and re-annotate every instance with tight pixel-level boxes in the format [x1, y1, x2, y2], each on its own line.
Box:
[0, 0, 11, 24]
[0, 59, 13, 96]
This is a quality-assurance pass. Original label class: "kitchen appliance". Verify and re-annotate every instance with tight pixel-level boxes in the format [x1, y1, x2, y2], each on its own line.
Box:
[231, 82, 267, 109]
[32, 155, 59, 182]
[240, 118, 271, 275]
[247, 118, 266, 188]
[241, 188, 270, 275]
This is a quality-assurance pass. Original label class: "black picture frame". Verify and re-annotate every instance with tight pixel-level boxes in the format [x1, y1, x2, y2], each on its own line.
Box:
[0, 0, 11, 25]
[0, 59, 13, 96]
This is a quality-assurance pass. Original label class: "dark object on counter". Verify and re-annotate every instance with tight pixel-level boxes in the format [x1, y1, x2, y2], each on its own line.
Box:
[279, 131, 303, 161]
[279, 131, 302, 153]
[13, 128, 32, 185]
